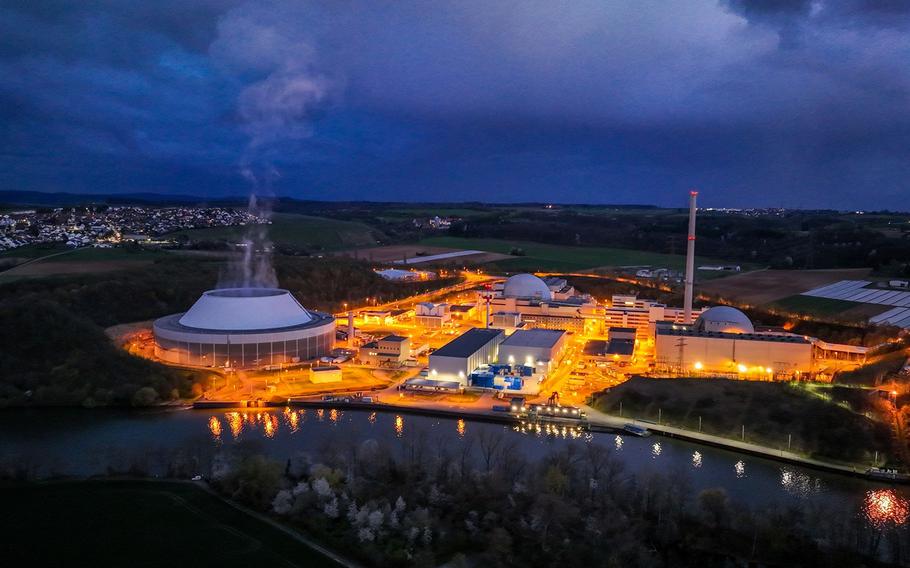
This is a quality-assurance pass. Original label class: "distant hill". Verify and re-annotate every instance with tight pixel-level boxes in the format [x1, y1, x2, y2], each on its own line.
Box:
[0, 190, 661, 210]
[0, 190, 247, 208]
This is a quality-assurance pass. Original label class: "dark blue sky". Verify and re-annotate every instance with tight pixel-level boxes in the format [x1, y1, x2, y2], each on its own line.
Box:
[1, 1, 908, 208]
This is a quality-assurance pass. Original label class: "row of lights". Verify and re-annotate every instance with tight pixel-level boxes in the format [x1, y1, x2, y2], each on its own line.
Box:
[693, 361, 774, 374]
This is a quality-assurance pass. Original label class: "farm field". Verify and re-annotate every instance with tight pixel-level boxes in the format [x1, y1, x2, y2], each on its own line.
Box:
[335, 244, 510, 265]
[169, 213, 383, 251]
[418, 236, 720, 272]
[698, 268, 873, 305]
[0, 246, 167, 282]
[0, 480, 339, 567]
[769, 294, 891, 320]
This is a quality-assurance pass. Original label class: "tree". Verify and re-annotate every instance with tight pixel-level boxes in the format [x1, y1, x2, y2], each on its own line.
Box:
[698, 488, 731, 529]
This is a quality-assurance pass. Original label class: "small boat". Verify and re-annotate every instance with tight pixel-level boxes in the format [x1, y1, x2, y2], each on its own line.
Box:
[866, 467, 910, 482]
[623, 423, 651, 437]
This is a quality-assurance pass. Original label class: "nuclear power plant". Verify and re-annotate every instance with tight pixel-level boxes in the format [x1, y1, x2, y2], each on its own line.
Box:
[153, 287, 335, 369]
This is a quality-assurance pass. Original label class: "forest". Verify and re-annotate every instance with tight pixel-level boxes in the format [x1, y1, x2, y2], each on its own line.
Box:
[0, 254, 457, 407]
[208, 430, 908, 567]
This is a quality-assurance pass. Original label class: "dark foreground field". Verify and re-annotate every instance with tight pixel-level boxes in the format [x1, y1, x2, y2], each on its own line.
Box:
[0, 480, 339, 567]
[592, 377, 893, 465]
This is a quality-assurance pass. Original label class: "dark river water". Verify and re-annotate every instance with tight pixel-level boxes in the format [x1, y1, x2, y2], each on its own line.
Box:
[0, 407, 907, 527]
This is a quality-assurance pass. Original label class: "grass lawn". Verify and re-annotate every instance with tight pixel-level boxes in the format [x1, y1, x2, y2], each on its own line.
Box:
[592, 377, 893, 465]
[769, 294, 861, 317]
[0, 480, 340, 567]
[419, 236, 721, 272]
[169, 213, 383, 251]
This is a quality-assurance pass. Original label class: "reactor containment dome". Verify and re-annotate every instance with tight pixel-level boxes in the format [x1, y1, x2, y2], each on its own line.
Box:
[694, 306, 755, 334]
[153, 288, 335, 369]
[502, 273, 553, 301]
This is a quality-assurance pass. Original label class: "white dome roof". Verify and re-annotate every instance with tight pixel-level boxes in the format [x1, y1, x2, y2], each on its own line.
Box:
[178, 288, 313, 331]
[503, 274, 552, 300]
[695, 306, 754, 334]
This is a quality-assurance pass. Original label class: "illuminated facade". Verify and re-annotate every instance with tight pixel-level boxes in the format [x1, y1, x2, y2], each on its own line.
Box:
[654, 306, 866, 379]
[484, 273, 597, 333]
[153, 288, 335, 369]
[604, 294, 707, 339]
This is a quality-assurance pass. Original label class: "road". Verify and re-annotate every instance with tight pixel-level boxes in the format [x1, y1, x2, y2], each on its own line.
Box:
[338, 270, 502, 316]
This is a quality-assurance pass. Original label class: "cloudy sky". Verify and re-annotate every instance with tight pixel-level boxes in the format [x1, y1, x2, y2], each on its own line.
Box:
[1, 1, 908, 208]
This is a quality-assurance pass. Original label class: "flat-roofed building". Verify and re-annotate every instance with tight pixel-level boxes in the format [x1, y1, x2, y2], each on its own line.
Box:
[360, 334, 411, 367]
[603, 294, 707, 340]
[498, 329, 567, 372]
[449, 304, 477, 320]
[429, 327, 504, 384]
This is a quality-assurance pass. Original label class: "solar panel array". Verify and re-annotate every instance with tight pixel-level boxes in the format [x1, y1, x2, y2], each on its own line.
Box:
[801, 280, 910, 328]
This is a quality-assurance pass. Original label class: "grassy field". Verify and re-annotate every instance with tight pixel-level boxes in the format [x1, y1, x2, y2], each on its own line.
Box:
[0, 480, 340, 567]
[169, 213, 383, 251]
[592, 377, 893, 465]
[419, 236, 720, 272]
[770, 294, 864, 316]
[0, 246, 168, 283]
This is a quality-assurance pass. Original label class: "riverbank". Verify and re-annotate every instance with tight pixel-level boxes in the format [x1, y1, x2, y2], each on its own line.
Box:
[191, 397, 908, 484]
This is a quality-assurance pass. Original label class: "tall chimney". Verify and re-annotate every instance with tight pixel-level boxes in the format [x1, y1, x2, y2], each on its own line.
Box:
[683, 190, 698, 324]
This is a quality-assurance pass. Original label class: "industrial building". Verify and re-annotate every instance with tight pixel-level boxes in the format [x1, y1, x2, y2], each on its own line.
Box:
[375, 268, 436, 281]
[484, 273, 597, 333]
[654, 306, 866, 379]
[498, 329, 567, 372]
[153, 288, 335, 369]
[360, 334, 411, 367]
[416, 302, 451, 328]
[603, 294, 707, 339]
[584, 328, 637, 363]
[428, 327, 504, 384]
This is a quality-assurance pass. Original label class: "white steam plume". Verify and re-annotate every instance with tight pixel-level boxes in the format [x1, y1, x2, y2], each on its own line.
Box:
[210, 2, 334, 290]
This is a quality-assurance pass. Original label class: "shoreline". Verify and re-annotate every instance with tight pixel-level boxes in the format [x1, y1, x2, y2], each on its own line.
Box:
[192, 398, 907, 484]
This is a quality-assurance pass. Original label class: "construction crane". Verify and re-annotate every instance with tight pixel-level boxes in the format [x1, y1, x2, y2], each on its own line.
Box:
[546, 391, 560, 406]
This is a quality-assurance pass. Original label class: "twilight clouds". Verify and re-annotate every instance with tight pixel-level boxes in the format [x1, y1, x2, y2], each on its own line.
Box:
[1, 1, 908, 208]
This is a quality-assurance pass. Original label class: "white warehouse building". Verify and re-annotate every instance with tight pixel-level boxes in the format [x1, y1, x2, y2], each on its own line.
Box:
[498, 329, 567, 372]
[428, 327, 504, 384]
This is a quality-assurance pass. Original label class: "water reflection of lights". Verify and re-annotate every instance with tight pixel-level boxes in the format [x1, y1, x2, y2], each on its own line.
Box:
[614, 435, 623, 451]
[329, 409, 341, 423]
[283, 408, 300, 433]
[864, 489, 910, 528]
[513, 421, 588, 440]
[368, 412, 377, 425]
[263, 414, 277, 438]
[208, 416, 222, 440]
[394, 415, 404, 437]
[734, 460, 746, 478]
[651, 442, 661, 458]
[316, 409, 325, 421]
[691, 451, 702, 469]
[780, 467, 820, 497]
[457, 419, 466, 438]
[226, 412, 242, 439]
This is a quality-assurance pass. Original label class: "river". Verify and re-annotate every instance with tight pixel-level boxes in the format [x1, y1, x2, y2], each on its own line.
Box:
[0, 407, 907, 527]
